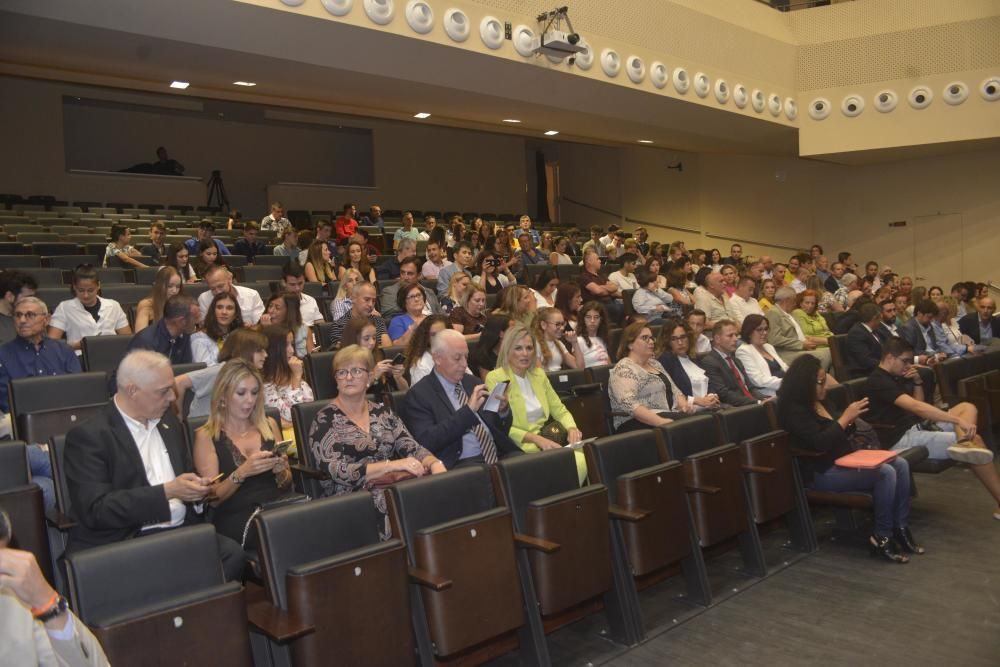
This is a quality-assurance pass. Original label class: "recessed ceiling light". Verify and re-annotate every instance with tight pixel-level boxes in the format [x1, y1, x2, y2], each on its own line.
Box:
[502, 119, 522, 123]
[169, 81, 190, 89]
[233, 81, 256, 87]
[544, 130, 559, 136]
[413, 112, 431, 119]
[637, 139, 654, 144]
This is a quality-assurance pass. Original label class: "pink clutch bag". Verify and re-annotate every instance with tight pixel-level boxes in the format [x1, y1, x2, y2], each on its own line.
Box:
[835, 450, 898, 469]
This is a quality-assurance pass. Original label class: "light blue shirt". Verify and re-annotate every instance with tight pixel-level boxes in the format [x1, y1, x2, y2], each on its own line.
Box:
[980, 320, 993, 343]
[433, 370, 483, 460]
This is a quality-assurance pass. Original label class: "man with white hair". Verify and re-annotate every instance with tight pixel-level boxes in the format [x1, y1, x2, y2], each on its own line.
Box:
[197, 264, 264, 325]
[692, 271, 733, 328]
[64, 350, 244, 581]
[399, 329, 521, 469]
[766, 286, 832, 370]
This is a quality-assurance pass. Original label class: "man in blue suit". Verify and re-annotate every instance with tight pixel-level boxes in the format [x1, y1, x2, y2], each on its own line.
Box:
[399, 329, 521, 468]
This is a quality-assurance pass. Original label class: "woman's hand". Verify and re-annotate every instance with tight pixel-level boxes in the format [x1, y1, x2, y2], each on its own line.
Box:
[394, 457, 427, 477]
[842, 398, 869, 424]
[675, 395, 696, 414]
[259, 313, 273, 326]
[288, 355, 304, 378]
[428, 460, 447, 475]
[239, 451, 278, 478]
[567, 428, 583, 444]
[693, 393, 721, 408]
[563, 328, 577, 345]
[372, 359, 394, 380]
[533, 435, 563, 451]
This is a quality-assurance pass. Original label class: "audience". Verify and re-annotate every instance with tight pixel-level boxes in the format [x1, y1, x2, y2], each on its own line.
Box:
[339, 240, 377, 284]
[49, 265, 131, 353]
[608, 253, 640, 293]
[471, 315, 511, 380]
[261, 292, 309, 357]
[473, 249, 517, 295]
[609, 321, 691, 432]
[958, 296, 999, 347]
[65, 350, 245, 581]
[436, 241, 475, 297]
[576, 302, 612, 367]
[272, 228, 300, 259]
[758, 278, 777, 312]
[175, 329, 269, 419]
[449, 282, 488, 336]
[328, 282, 389, 350]
[308, 345, 442, 539]
[302, 240, 337, 284]
[554, 282, 583, 332]
[485, 322, 587, 483]
[656, 319, 720, 411]
[184, 220, 231, 256]
[377, 238, 416, 281]
[734, 314, 788, 397]
[142, 220, 169, 264]
[192, 358, 291, 552]
[126, 294, 198, 365]
[766, 286, 831, 370]
[104, 223, 147, 269]
[341, 316, 409, 393]
[379, 257, 439, 319]
[134, 266, 182, 332]
[261, 201, 291, 237]
[935, 298, 979, 357]
[578, 249, 624, 323]
[190, 292, 242, 364]
[532, 307, 583, 371]
[198, 265, 264, 325]
[233, 221, 266, 263]
[261, 325, 314, 441]
[166, 243, 198, 282]
[700, 319, 769, 406]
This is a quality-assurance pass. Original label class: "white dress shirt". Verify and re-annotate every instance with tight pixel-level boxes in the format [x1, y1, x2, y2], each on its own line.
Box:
[729, 295, 764, 324]
[298, 292, 323, 325]
[197, 285, 265, 325]
[113, 396, 185, 530]
[50, 298, 129, 352]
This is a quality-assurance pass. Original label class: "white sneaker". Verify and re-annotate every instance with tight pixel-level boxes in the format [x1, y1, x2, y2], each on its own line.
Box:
[946, 443, 994, 466]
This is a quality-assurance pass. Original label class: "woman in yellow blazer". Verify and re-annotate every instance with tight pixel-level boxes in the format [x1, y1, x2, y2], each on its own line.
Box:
[485, 321, 587, 484]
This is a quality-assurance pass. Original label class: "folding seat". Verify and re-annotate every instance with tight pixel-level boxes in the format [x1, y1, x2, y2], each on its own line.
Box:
[65, 525, 252, 666]
[524, 263, 549, 287]
[957, 371, 1000, 439]
[99, 284, 148, 305]
[41, 254, 96, 269]
[562, 386, 612, 439]
[555, 264, 581, 283]
[303, 350, 336, 400]
[0, 483, 53, 584]
[658, 414, 767, 577]
[136, 204, 163, 213]
[828, 334, 849, 380]
[287, 400, 333, 498]
[225, 254, 249, 269]
[0, 241, 28, 254]
[5, 223, 42, 235]
[545, 367, 590, 397]
[0, 254, 40, 268]
[133, 266, 161, 285]
[34, 286, 72, 310]
[92, 268, 132, 284]
[0, 440, 31, 490]
[167, 205, 194, 214]
[31, 242, 80, 256]
[49, 225, 83, 236]
[716, 404, 816, 553]
[607, 328, 623, 361]
[72, 202, 102, 212]
[251, 254, 292, 267]
[75, 335, 132, 376]
[9, 372, 110, 444]
[240, 265, 284, 283]
[492, 449, 636, 648]
[386, 466, 536, 665]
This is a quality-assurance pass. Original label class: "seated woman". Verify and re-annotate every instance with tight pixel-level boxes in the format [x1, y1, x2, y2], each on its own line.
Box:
[532, 306, 584, 371]
[303, 239, 338, 284]
[191, 239, 227, 280]
[792, 289, 835, 343]
[190, 292, 243, 365]
[632, 267, 679, 325]
[103, 223, 147, 269]
[330, 268, 363, 321]
[440, 271, 472, 315]
[495, 284, 536, 327]
[656, 319, 720, 411]
[720, 264, 738, 297]
[338, 240, 376, 283]
[193, 358, 291, 552]
[341, 316, 409, 395]
[645, 257, 668, 291]
[549, 236, 572, 266]
[576, 302, 612, 368]
[758, 278, 777, 313]
[176, 328, 268, 418]
[734, 314, 788, 397]
[808, 276, 844, 314]
[262, 292, 310, 357]
[665, 267, 693, 309]
[134, 266, 182, 332]
[449, 282, 488, 336]
[609, 321, 692, 432]
[776, 355, 919, 563]
[166, 242, 199, 283]
[486, 322, 587, 484]
[309, 345, 445, 539]
[388, 283, 429, 345]
[473, 249, 516, 296]
[49, 264, 131, 353]
[531, 268, 560, 309]
[404, 315, 453, 386]
[261, 325, 315, 445]
[471, 314, 511, 380]
[554, 282, 583, 332]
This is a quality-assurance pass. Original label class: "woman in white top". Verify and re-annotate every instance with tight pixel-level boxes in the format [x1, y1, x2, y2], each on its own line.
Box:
[48, 265, 131, 353]
[166, 243, 198, 283]
[549, 236, 572, 266]
[473, 249, 516, 296]
[576, 302, 612, 367]
[531, 268, 560, 309]
[656, 320, 721, 411]
[531, 307, 583, 371]
[190, 292, 242, 365]
[734, 314, 788, 397]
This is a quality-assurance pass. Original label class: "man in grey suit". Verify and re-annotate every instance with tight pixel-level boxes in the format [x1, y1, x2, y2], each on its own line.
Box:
[699, 319, 769, 407]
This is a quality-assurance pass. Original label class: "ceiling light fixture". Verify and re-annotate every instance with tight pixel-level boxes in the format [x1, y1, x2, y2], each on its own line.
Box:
[413, 112, 431, 119]
[233, 81, 256, 87]
[169, 81, 190, 89]
[544, 130, 559, 136]
[502, 119, 522, 123]
[637, 139, 654, 144]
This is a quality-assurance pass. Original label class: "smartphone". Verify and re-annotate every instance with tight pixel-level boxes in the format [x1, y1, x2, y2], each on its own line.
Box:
[391, 353, 406, 365]
[273, 440, 294, 458]
[563, 322, 573, 333]
[0, 509, 11, 546]
[483, 381, 509, 413]
[208, 472, 227, 485]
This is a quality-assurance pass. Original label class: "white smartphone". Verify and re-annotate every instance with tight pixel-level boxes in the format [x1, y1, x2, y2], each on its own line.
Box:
[483, 381, 509, 413]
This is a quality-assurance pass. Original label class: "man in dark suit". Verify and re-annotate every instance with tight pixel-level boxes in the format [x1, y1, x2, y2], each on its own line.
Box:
[958, 296, 1000, 346]
[399, 329, 521, 468]
[899, 299, 948, 367]
[64, 350, 244, 581]
[844, 303, 884, 379]
[699, 319, 767, 407]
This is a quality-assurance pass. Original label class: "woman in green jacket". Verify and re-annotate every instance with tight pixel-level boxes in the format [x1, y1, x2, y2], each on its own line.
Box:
[485, 321, 588, 484]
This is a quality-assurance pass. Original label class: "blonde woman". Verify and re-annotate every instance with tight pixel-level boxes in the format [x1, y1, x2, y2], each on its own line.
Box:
[330, 268, 364, 321]
[193, 358, 290, 551]
[496, 284, 536, 326]
[531, 306, 583, 371]
[440, 270, 472, 315]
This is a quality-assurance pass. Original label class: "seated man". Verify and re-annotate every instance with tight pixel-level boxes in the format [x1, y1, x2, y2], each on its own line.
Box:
[578, 248, 624, 323]
[844, 302, 883, 379]
[260, 201, 291, 238]
[280, 263, 324, 326]
[141, 220, 169, 264]
[379, 256, 439, 319]
[359, 203, 384, 232]
[436, 241, 475, 297]
[692, 271, 733, 328]
[514, 232, 547, 282]
[334, 202, 358, 244]
[377, 238, 416, 281]
[899, 298, 948, 368]
[958, 296, 1000, 347]
[766, 286, 831, 370]
[64, 350, 245, 581]
[400, 329, 521, 468]
[232, 221, 267, 263]
[125, 294, 199, 364]
[728, 276, 763, 325]
[518, 215, 541, 245]
[392, 212, 421, 250]
[328, 282, 390, 350]
[421, 239, 451, 281]
[184, 220, 231, 256]
[699, 319, 769, 407]
[866, 338, 1000, 520]
[197, 265, 265, 325]
[272, 227, 300, 258]
[686, 309, 712, 356]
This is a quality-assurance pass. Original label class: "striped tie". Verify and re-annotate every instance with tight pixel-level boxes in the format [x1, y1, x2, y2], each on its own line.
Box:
[454, 382, 498, 464]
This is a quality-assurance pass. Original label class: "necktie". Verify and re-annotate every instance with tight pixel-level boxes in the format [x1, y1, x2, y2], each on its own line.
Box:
[454, 382, 498, 464]
[725, 355, 753, 398]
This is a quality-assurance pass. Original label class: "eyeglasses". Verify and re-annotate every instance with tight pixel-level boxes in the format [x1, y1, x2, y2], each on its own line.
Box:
[637, 335, 655, 342]
[755, 326, 769, 333]
[334, 367, 369, 379]
[13, 311, 42, 320]
[405, 293, 424, 301]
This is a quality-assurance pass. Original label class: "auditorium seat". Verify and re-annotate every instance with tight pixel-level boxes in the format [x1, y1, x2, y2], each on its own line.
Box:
[99, 284, 148, 305]
[828, 334, 849, 380]
[239, 265, 284, 283]
[65, 525, 252, 666]
[251, 255, 292, 267]
[31, 241, 80, 256]
[81, 334, 133, 374]
[545, 368, 590, 397]
[27, 268, 68, 286]
[42, 255, 98, 270]
[9, 372, 110, 445]
[0, 483, 54, 585]
[0, 254, 40, 268]
[251, 494, 414, 666]
[303, 351, 336, 400]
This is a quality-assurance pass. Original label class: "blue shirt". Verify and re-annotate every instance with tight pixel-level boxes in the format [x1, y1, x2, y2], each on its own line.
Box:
[184, 237, 231, 256]
[0, 336, 81, 412]
[127, 319, 193, 365]
[387, 314, 416, 342]
[433, 371, 483, 461]
[980, 320, 993, 344]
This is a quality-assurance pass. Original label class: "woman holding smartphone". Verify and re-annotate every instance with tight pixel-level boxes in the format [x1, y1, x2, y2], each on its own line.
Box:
[193, 358, 291, 551]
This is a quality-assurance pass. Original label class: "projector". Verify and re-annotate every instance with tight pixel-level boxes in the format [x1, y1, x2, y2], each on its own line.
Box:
[530, 30, 585, 58]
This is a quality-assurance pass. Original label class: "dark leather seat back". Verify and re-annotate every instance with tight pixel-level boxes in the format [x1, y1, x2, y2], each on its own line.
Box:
[0, 485, 52, 584]
[824, 383, 851, 414]
[291, 399, 331, 498]
[48, 435, 72, 520]
[10, 372, 110, 444]
[254, 494, 414, 666]
[80, 334, 134, 373]
[719, 405, 796, 524]
[0, 440, 29, 489]
[66, 525, 251, 666]
[304, 351, 337, 399]
[563, 390, 611, 439]
[829, 334, 848, 380]
[546, 368, 589, 397]
[659, 414, 721, 460]
[493, 449, 611, 616]
[934, 357, 970, 404]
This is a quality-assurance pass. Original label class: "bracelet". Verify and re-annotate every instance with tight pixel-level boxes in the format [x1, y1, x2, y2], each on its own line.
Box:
[31, 591, 59, 618]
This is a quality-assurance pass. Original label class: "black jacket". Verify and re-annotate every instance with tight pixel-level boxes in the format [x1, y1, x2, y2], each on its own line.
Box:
[958, 313, 1000, 345]
[845, 322, 882, 378]
[698, 350, 763, 407]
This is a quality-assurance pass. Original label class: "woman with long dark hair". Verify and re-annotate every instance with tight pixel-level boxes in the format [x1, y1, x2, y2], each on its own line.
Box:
[134, 266, 182, 332]
[341, 316, 409, 394]
[403, 314, 453, 385]
[166, 242, 198, 282]
[261, 325, 314, 441]
[190, 292, 243, 364]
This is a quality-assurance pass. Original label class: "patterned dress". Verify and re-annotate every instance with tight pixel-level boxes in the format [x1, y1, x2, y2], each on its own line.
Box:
[308, 400, 430, 539]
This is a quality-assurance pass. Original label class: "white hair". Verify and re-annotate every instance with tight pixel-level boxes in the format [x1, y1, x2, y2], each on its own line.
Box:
[117, 350, 172, 392]
[431, 328, 465, 355]
[14, 296, 48, 316]
[774, 286, 798, 304]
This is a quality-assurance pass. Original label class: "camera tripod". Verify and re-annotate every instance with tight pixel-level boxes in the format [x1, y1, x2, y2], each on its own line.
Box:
[206, 170, 230, 212]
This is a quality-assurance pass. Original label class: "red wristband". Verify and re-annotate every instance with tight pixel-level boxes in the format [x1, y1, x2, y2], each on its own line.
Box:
[31, 591, 59, 618]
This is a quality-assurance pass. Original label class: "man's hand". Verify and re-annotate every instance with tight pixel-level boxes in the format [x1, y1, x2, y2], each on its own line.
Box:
[466, 384, 489, 411]
[164, 473, 210, 502]
[0, 547, 58, 609]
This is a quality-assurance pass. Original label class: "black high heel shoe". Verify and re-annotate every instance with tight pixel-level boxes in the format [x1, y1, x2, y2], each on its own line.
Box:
[869, 535, 908, 563]
[893, 527, 925, 555]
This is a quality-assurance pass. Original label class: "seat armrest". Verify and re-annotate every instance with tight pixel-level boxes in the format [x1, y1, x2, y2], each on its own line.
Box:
[513, 533, 561, 553]
[608, 504, 649, 522]
[741, 464, 775, 474]
[685, 483, 721, 495]
[408, 566, 453, 591]
[247, 600, 315, 643]
[289, 463, 329, 480]
[46, 511, 76, 531]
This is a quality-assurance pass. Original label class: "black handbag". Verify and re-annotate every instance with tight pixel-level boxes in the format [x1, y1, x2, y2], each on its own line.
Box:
[539, 419, 568, 446]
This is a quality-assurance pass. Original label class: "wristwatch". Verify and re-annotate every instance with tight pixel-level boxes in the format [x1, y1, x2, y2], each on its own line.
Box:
[34, 595, 69, 623]
[230, 471, 244, 486]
